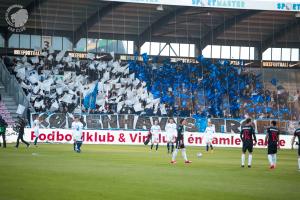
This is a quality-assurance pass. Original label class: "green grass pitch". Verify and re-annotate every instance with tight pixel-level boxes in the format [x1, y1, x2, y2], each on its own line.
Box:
[0, 144, 299, 200]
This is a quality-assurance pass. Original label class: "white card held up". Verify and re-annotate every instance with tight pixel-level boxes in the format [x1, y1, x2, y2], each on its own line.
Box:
[16, 104, 26, 115]
[31, 56, 39, 64]
[55, 50, 66, 62]
[134, 103, 144, 112]
[50, 101, 59, 112]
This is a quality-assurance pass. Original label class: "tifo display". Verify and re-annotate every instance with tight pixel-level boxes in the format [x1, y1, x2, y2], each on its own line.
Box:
[3, 52, 297, 120]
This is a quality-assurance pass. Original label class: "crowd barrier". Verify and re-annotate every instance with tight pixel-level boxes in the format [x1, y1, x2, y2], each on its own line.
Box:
[3, 128, 295, 149]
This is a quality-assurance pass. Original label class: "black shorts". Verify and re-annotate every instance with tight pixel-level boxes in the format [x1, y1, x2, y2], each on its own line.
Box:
[175, 140, 185, 149]
[268, 144, 277, 154]
[298, 146, 300, 156]
[242, 142, 253, 153]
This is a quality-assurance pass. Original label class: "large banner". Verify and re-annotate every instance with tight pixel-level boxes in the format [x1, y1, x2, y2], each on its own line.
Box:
[105, 0, 300, 12]
[3, 128, 295, 149]
[31, 113, 294, 135]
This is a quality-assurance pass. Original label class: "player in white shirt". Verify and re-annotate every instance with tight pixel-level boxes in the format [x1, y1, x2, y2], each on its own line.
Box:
[165, 118, 177, 154]
[72, 116, 84, 153]
[150, 120, 161, 151]
[204, 120, 215, 152]
[33, 116, 42, 147]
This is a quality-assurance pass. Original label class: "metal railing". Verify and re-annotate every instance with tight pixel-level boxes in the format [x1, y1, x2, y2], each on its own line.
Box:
[0, 59, 34, 115]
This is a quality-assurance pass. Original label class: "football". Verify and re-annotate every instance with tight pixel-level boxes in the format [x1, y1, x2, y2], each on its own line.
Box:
[197, 152, 203, 158]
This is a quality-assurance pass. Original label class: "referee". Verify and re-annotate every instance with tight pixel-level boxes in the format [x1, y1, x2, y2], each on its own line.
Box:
[292, 122, 300, 171]
[171, 119, 192, 164]
[15, 116, 30, 148]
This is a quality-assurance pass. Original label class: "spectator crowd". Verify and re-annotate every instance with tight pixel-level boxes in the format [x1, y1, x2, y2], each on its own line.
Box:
[2, 50, 299, 120]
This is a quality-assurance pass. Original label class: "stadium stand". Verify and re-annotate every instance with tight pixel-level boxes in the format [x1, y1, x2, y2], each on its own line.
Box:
[2, 52, 298, 120]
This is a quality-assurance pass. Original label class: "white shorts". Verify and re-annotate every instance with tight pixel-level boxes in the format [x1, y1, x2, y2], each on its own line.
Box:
[167, 135, 175, 143]
[151, 135, 159, 144]
[205, 136, 213, 144]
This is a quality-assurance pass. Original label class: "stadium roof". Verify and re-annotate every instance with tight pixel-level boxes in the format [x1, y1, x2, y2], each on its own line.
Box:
[0, 0, 299, 52]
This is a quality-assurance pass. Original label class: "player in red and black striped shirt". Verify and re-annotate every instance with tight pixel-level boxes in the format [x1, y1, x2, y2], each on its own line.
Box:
[265, 121, 280, 169]
[291, 122, 300, 171]
[240, 118, 257, 168]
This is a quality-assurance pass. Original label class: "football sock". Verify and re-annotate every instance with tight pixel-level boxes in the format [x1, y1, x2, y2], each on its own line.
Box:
[156, 144, 158, 151]
[151, 144, 154, 150]
[273, 154, 277, 165]
[248, 154, 252, 166]
[182, 148, 188, 161]
[172, 149, 178, 161]
[298, 158, 300, 169]
[77, 142, 82, 152]
[167, 143, 170, 153]
[241, 154, 245, 166]
[73, 142, 76, 151]
[268, 154, 273, 166]
[34, 137, 38, 145]
[210, 144, 213, 150]
[206, 144, 209, 151]
[171, 144, 174, 153]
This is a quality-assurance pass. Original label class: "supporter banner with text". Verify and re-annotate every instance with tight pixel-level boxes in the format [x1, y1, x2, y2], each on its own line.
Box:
[3, 128, 295, 149]
[31, 113, 294, 135]
[105, 0, 300, 12]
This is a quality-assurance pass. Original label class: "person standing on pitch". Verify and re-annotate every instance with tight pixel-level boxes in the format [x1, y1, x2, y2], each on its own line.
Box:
[150, 120, 161, 152]
[204, 120, 215, 152]
[291, 122, 300, 171]
[265, 121, 280, 169]
[240, 118, 257, 168]
[165, 118, 177, 154]
[33, 116, 41, 147]
[171, 119, 192, 164]
[0, 115, 8, 148]
[15, 116, 30, 148]
[72, 116, 83, 153]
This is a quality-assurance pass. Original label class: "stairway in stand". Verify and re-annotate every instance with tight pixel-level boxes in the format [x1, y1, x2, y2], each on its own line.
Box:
[0, 82, 19, 126]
